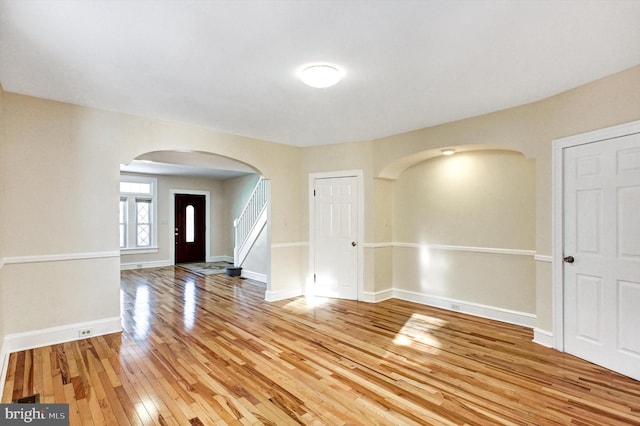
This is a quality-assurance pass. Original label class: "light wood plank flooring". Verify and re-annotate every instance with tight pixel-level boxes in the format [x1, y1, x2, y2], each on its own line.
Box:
[3, 267, 640, 425]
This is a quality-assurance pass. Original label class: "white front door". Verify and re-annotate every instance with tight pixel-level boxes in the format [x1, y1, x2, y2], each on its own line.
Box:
[313, 176, 359, 300]
[563, 132, 640, 380]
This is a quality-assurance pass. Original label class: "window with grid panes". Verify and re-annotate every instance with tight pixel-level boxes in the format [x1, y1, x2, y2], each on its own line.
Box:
[120, 176, 157, 250]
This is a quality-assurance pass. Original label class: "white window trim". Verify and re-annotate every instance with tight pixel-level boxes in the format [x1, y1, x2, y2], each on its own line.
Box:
[119, 247, 159, 255]
[120, 175, 159, 253]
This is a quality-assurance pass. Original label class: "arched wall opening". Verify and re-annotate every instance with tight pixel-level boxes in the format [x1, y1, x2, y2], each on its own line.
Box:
[119, 149, 271, 289]
[380, 146, 537, 326]
[377, 143, 527, 180]
[123, 150, 264, 177]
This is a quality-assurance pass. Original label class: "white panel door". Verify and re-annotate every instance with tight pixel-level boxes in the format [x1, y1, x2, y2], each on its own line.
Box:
[564, 132, 640, 380]
[313, 176, 358, 300]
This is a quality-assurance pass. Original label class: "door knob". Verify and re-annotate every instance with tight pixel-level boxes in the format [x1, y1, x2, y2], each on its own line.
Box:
[564, 256, 575, 263]
[351, 241, 357, 247]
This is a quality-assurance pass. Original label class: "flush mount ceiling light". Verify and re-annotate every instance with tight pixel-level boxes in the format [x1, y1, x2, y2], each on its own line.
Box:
[299, 64, 343, 88]
[441, 148, 456, 156]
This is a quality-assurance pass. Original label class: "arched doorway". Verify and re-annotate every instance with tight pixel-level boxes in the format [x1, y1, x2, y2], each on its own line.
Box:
[119, 150, 270, 285]
[375, 146, 537, 327]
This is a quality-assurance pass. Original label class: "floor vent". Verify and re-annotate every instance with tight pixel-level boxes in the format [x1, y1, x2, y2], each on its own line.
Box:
[14, 394, 40, 403]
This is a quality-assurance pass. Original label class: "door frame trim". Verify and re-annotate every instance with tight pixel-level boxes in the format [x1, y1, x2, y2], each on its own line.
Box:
[308, 170, 364, 301]
[170, 189, 211, 264]
[552, 119, 640, 351]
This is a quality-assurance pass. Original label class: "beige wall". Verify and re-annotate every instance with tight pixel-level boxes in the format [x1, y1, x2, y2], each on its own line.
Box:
[0, 258, 120, 334]
[302, 141, 374, 239]
[369, 64, 640, 330]
[0, 92, 303, 339]
[392, 151, 536, 313]
[2, 95, 120, 256]
[393, 151, 535, 248]
[371, 178, 393, 293]
[114, 115, 304, 246]
[1, 64, 639, 346]
[0, 84, 5, 345]
[0, 93, 121, 335]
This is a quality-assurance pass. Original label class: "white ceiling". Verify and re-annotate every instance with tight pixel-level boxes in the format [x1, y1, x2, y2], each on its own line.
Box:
[1, 0, 640, 148]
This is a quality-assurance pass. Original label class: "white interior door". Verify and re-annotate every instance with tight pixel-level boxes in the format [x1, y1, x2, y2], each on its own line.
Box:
[313, 176, 359, 300]
[563, 132, 640, 380]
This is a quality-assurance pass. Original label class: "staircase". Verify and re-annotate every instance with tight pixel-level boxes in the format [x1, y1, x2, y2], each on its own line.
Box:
[234, 178, 268, 267]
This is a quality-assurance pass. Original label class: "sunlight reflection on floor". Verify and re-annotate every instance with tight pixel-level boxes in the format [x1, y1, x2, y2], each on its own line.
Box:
[284, 296, 331, 313]
[134, 285, 150, 340]
[183, 277, 197, 330]
[392, 313, 448, 350]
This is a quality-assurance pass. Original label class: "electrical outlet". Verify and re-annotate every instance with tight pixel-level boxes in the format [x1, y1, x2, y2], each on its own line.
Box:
[78, 329, 92, 338]
[450, 304, 461, 311]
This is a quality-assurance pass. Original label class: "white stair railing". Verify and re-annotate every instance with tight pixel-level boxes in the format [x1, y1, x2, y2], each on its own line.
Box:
[234, 178, 268, 267]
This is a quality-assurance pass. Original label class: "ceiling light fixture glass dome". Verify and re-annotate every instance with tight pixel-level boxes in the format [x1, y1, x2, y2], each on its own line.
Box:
[299, 64, 343, 88]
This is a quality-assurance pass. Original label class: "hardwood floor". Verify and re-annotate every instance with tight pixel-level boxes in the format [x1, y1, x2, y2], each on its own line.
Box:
[3, 267, 640, 425]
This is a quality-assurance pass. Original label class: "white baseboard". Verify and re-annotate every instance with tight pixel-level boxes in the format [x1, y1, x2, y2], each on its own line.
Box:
[361, 289, 394, 303]
[4, 316, 122, 354]
[1, 316, 122, 393]
[282, 285, 537, 329]
[533, 328, 554, 347]
[265, 287, 303, 302]
[120, 260, 172, 270]
[121, 257, 234, 270]
[393, 289, 536, 329]
[208, 255, 233, 263]
[241, 269, 267, 283]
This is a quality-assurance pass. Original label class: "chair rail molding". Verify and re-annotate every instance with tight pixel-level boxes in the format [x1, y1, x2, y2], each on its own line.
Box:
[0, 251, 120, 269]
[362, 242, 535, 257]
